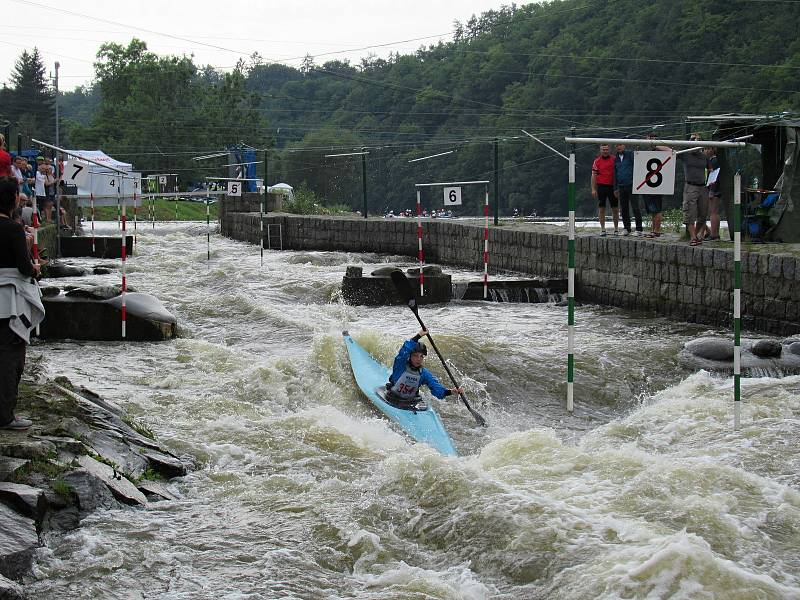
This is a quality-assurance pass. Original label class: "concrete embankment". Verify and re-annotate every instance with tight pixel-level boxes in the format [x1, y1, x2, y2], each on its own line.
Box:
[220, 205, 800, 336]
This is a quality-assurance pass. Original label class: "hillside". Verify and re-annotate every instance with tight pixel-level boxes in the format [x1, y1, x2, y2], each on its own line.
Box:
[46, 0, 800, 215]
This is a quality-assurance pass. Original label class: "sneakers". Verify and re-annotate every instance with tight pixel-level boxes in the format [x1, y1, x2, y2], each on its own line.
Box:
[623, 230, 631, 236]
[0, 417, 32, 430]
[613, 229, 620, 236]
[599, 230, 607, 237]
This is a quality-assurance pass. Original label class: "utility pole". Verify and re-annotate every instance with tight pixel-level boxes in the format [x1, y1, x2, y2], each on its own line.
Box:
[54, 62, 60, 146]
[493, 139, 500, 225]
[361, 147, 367, 219]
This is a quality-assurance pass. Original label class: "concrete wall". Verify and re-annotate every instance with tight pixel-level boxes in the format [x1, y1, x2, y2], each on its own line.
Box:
[219, 208, 800, 335]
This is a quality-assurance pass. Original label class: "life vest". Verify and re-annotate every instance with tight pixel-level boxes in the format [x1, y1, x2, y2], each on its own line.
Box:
[388, 364, 422, 400]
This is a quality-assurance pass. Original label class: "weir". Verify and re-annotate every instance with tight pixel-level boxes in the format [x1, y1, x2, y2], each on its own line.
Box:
[219, 210, 800, 336]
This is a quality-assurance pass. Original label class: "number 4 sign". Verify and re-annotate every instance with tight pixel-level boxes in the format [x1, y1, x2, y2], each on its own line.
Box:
[633, 151, 676, 195]
[227, 181, 242, 197]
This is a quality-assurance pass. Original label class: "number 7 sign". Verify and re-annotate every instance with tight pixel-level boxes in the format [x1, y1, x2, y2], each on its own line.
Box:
[64, 159, 90, 189]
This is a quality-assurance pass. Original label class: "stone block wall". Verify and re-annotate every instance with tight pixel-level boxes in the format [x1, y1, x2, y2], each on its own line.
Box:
[218, 209, 800, 335]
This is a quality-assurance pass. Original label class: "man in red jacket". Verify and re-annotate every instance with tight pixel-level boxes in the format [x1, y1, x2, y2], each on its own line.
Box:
[591, 144, 619, 236]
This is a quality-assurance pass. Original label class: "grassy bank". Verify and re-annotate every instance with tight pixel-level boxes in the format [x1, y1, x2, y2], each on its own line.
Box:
[89, 199, 219, 221]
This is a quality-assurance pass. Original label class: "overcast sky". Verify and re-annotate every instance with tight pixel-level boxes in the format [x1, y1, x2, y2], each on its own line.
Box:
[2, 0, 516, 91]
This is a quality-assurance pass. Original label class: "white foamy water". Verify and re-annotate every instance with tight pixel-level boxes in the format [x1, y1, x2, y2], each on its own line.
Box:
[25, 222, 800, 599]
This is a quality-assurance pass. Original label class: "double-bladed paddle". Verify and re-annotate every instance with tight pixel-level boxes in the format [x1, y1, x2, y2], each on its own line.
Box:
[390, 270, 487, 427]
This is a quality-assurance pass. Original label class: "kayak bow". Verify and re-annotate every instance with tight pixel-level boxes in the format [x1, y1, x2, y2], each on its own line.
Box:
[343, 332, 457, 456]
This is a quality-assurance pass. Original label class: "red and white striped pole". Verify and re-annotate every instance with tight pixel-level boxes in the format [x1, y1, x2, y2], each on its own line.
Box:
[32, 211, 40, 335]
[90, 190, 96, 254]
[119, 182, 127, 339]
[133, 186, 138, 255]
[416, 189, 424, 296]
[483, 185, 489, 299]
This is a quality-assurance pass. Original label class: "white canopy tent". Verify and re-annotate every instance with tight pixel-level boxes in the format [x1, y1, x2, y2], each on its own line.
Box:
[63, 150, 142, 205]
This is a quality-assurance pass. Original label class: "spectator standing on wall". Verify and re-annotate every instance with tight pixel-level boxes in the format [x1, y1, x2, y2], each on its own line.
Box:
[643, 133, 671, 238]
[34, 156, 54, 223]
[680, 133, 710, 246]
[704, 147, 722, 240]
[613, 143, 641, 236]
[591, 144, 619, 237]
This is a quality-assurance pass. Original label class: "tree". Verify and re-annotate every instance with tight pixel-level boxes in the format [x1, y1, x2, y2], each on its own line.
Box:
[3, 48, 54, 142]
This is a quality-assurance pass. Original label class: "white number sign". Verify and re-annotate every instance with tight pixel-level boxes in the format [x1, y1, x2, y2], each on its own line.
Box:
[633, 151, 676, 195]
[227, 181, 242, 197]
[64, 159, 90, 188]
[158, 176, 167, 185]
[443, 186, 462, 206]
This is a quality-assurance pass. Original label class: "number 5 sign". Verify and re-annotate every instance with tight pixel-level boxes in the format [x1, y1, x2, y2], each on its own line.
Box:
[633, 151, 676, 195]
[64, 159, 90, 189]
[227, 181, 242, 197]
[443, 186, 462, 206]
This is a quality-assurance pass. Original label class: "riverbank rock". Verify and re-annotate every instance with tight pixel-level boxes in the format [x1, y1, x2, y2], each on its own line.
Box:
[681, 336, 800, 375]
[44, 263, 89, 278]
[752, 339, 782, 358]
[684, 337, 734, 361]
[0, 482, 48, 521]
[0, 502, 37, 581]
[0, 574, 25, 600]
[0, 372, 190, 590]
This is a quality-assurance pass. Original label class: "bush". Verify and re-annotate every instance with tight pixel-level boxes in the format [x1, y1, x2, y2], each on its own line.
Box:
[283, 185, 355, 216]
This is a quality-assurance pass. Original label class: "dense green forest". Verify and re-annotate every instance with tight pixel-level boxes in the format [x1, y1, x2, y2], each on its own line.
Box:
[3, 0, 799, 216]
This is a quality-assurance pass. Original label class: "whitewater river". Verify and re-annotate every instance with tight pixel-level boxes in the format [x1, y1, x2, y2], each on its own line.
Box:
[26, 222, 800, 599]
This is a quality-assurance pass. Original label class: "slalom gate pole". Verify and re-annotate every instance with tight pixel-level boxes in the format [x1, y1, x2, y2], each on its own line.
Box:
[567, 150, 576, 414]
[119, 182, 127, 339]
[133, 188, 138, 255]
[151, 195, 155, 229]
[116, 194, 120, 229]
[174, 195, 178, 221]
[206, 196, 211, 261]
[260, 193, 264, 266]
[483, 184, 489, 299]
[32, 211, 40, 336]
[734, 172, 741, 429]
[417, 189, 424, 296]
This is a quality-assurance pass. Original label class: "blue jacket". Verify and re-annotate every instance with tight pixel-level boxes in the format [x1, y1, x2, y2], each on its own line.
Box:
[614, 150, 635, 189]
[389, 339, 450, 399]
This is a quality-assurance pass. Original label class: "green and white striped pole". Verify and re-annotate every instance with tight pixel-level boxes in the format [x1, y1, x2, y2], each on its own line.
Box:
[206, 196, 211, 261]
[733, 172, 742, 429]
[567, 151, 576, 413]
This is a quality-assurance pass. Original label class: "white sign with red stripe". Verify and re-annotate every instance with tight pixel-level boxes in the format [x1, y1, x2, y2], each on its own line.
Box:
[633, 151, 675, 195]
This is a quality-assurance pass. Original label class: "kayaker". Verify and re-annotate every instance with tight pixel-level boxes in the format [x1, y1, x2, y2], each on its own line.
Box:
[386, 330, 463, 407]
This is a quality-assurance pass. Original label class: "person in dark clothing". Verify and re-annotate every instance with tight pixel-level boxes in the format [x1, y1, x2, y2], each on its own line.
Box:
[0, 176, 41, 430]
[613, 143, 641, 236]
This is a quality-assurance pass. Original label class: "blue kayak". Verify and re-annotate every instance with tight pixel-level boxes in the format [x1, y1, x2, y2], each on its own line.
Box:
[343, 332, 457, 456]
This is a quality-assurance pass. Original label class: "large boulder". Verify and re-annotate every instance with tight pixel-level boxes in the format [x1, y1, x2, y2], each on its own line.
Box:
[684, 337, 734, 362]
[75, 456, 147, 507]
[0, 502, 37, 580]
[61, 469, 118, 513]
[0, 573, 25, 599]
[751, 339, 782, 358]
[0, 483, 48, 521]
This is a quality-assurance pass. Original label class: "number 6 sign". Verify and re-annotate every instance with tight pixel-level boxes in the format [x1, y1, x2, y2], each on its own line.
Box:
[227, 181, 242, 197]
[443, 186, 462, 206]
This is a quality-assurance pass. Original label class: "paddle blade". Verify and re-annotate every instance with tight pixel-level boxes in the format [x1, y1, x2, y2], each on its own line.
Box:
[390, 269, 414, 302]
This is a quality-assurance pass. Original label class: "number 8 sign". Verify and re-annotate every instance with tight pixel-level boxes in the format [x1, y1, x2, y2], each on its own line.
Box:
[227, 181, 242, 197]
[633, 151, 676, 195]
